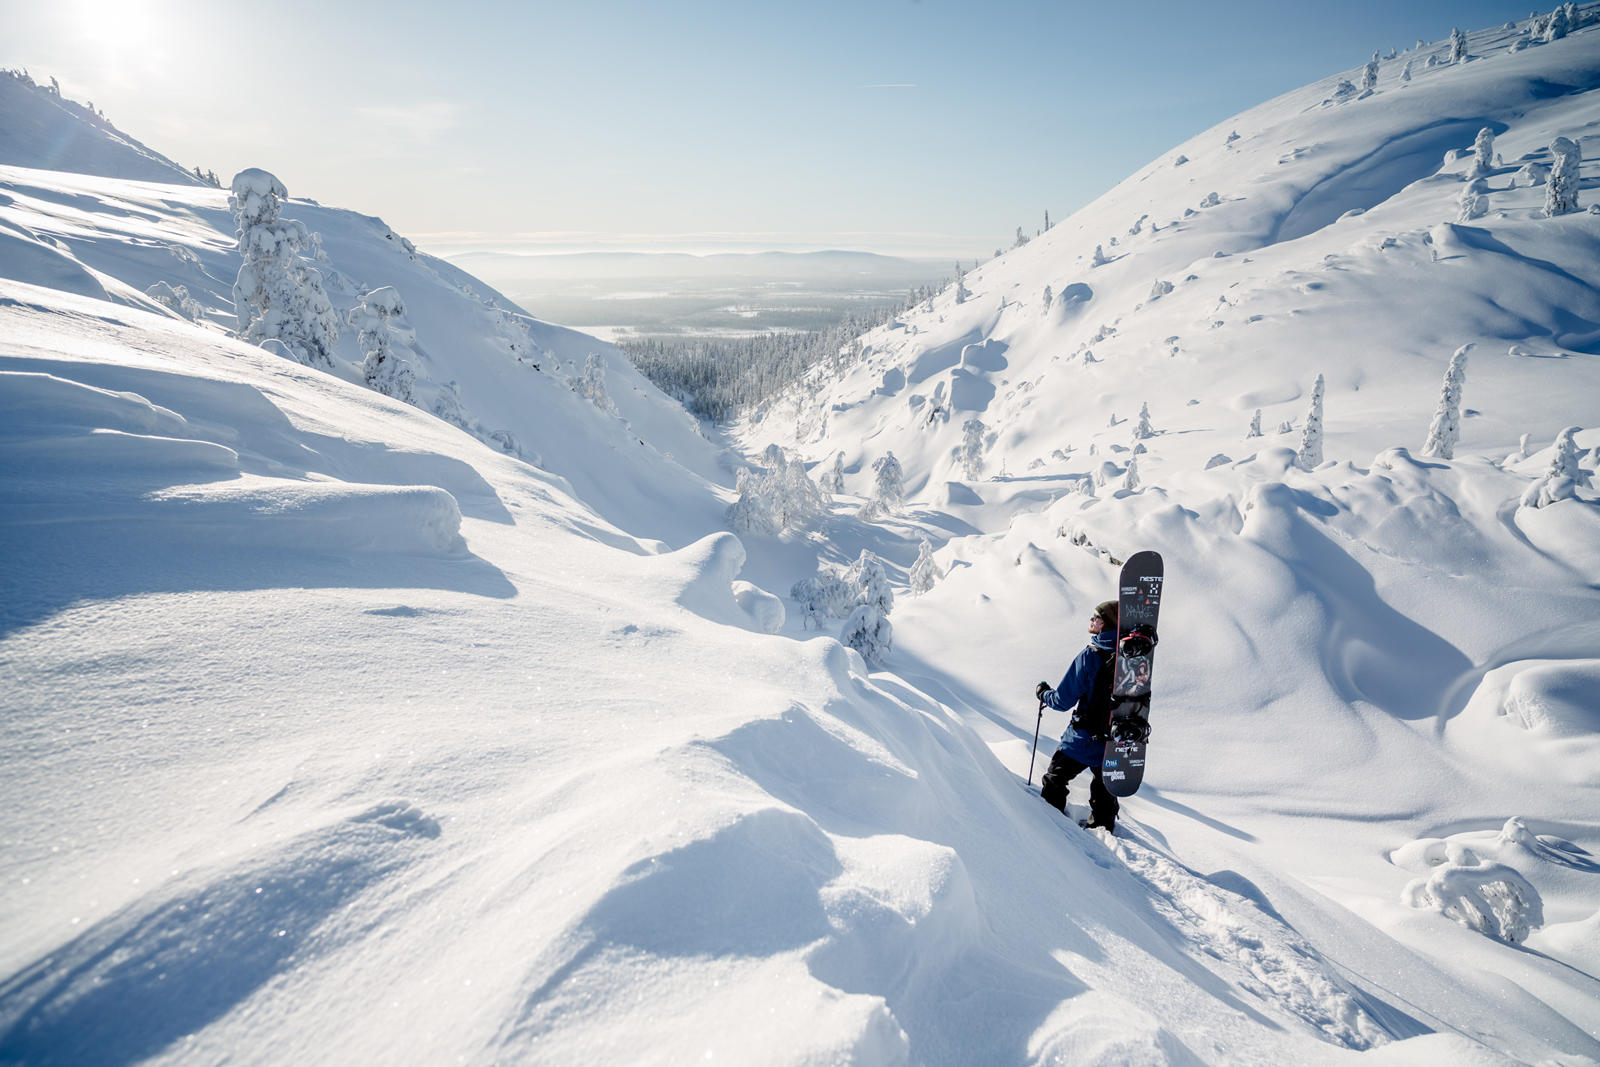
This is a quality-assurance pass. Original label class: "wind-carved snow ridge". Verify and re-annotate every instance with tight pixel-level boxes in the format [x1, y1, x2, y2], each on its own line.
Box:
[0, 802, 440, 1065]
[1107, 831, 1391, 1050]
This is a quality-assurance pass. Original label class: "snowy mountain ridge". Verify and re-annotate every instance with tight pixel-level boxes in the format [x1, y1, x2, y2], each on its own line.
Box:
[3, 11, 1600, 1066]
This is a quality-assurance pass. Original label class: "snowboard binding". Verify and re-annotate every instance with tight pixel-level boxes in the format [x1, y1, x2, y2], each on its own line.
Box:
[1110, 710, 1150, 744]
[1118, 624, 1159, 658]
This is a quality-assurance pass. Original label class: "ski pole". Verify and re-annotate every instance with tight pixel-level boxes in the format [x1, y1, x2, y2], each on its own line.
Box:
[1027, 698, 1045, 786]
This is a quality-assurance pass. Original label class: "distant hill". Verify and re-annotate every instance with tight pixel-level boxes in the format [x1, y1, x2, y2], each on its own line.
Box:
[450, 248, 946, 283]
[0, 70, 207, 185]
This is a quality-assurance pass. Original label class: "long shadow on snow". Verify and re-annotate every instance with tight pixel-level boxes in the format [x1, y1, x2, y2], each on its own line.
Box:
[0, 522, 515, 637]
[0, 803, 438, 1066]
[1251, 483, 1471, 722]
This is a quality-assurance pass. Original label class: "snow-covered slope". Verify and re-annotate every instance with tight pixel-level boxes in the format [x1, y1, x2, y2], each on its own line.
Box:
[4, 15, 1600, 1067]
[738, 12, 1600, 1060]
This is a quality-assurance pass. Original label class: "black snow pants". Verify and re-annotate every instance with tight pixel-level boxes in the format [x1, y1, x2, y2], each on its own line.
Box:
[1039, 749, 1119, 828]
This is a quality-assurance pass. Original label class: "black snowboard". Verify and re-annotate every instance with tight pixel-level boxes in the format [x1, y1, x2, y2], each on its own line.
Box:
[1101, 551, 1163, 798]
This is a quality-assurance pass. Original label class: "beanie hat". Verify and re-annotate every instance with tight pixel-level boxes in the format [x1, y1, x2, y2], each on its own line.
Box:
[1094, 600, 1119, 627]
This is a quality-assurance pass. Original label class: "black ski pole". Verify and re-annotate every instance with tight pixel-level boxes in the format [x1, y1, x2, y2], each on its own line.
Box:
[1027, 698, 1045, 787]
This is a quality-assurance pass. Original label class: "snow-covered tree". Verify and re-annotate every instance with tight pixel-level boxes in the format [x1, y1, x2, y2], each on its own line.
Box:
[820, 452, 846, 495]
[727, 469, 780, 535]
[1472, 127, 1496, 177]
[861, 452, 905, 517]
[1450, 27, 1468, 62]
[1544, 4, 1569, 40]
[1132, 402, 1154, 441]
[727, 446, 824, 534]
[1361, 52, 1380, 93]
[1014, 226, 1029, 248]
[1042, 285, 1053, 313]
[1122, 454, 1141, 491]
[1297, 374, 1325, 470]
[1521, 427, 1587, 507]
[1401, 59, 1413, 83]
[1422, 345, 1471, 459]
[145, 280, 202, 322]
[576, 353, 616, 414]
[777, 456, 826, 529]
[347, 287, 415, 403]
[1458, 179, 1489, 222]
[909, 538, 941, 595]
[840, 603, 893, 666]
[1546, 137, 1581, 216]
[838, 550, 894, 664]
[954, 263, 969, 304]
[959, 418, 987, 481]
[1247, 409, 1263, 439]
[1091, 244, 1108, 267]
[229, 169, 338, 369]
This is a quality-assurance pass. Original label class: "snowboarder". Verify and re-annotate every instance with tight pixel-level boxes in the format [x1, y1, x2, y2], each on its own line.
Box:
[1034, 599, 1121, 832]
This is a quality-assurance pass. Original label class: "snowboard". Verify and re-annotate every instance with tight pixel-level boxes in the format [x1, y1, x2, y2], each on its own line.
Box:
[1101, 550, 1163, 798]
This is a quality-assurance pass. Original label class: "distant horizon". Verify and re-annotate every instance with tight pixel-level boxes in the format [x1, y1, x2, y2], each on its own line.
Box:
[1, 0, 1542, 265]
[429, 234, 983, 263]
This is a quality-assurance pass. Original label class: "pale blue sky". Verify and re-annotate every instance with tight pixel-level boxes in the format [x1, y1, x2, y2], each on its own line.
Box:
[2, 0, 1543, 257]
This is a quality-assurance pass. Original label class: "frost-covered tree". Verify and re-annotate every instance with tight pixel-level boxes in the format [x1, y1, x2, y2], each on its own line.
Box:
[1247, 409, 1263, 439]
[1544, 4, 1569, 40]
[145, 280, 203, 322]
[1297, 373, 1325, 470]
[347, 287, 415, 403]
[1450, 27, 1468, 62]
[861, 452, 905, 516]
[1132, 402, 1154, 441]
[909, 538, 941, 595]
[229, 169, 338, 369]
[954, 263, 969, 304]
[820, 451, 846, 495]
[840, 602, 893, 666]
[727, 469, 780, 535]
[1014, 226, 1029, 248]
[959, 418, 987, 481]
[576, 353, 616, 414]
[728, 446, 824, 534]
[1546, 137, 1581, 216]
[1091, 244, 1108, 267]
[1422, 344, 1471, 459]
[1042, 285, 1053, 313]
[777, 456, 826, 529]
[1521, 427, 1587, 507]
[1401, 59, 1413, 83]
[839, 550, 894, 664]
[1458, 179, 1489, 222]
[1361, 52, 1380, 92]
[1122, 454, 1141, 491]
[1472, 127, 1496, 177]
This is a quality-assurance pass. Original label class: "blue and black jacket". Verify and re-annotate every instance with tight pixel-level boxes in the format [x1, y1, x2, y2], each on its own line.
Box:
[1042, 630, 1118, 764]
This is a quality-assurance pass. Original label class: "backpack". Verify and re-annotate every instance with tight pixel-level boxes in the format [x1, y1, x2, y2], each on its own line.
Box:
[1071, 646, 1118, 739]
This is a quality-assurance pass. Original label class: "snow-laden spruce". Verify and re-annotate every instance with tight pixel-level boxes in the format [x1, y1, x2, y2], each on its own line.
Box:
[1422, 345, 1471, 460]
[1546, 136, 1582, 215]
[1297, 374, 1325, 471]
[908, 537, 941, 595]
[347, 287, 415, 403]
[1521, 426, 1588, 507]
[229, 169, 339, 369]
[959, 418, 987, 481]
[858, 451, 904, 518]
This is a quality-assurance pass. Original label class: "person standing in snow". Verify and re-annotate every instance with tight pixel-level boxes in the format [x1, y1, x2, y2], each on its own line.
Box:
[1034, 600, 1121, 832]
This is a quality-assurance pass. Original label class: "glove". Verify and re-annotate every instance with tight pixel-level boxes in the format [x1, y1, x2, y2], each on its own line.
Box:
[1035, 681, 1052, 701]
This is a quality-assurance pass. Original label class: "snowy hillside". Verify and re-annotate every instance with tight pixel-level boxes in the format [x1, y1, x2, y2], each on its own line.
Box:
[4, 12, 1600, 1067]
